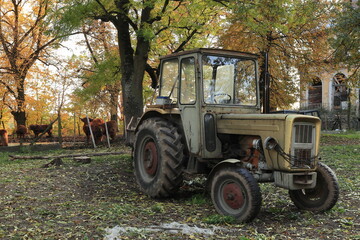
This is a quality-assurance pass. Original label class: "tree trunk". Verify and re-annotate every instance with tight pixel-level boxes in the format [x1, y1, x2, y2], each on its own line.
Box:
[114, 3, 145, 128]
[121, 65, 144, 126]
[109, 81, 121, 121]
[58, 110, 63, 145]
[11, 110, 26, 126]
[112, 2, 154, 144]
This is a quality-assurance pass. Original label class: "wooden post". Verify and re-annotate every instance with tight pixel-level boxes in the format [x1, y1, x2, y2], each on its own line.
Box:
[104, 120, 111, 148]
[86, 114, 96, 148]
[73, 112, 76, 145]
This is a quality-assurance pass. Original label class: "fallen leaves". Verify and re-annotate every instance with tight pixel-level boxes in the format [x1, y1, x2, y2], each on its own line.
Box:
[0, 136, 359, 239]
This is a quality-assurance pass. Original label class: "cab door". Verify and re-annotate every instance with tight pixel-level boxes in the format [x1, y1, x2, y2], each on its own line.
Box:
[178, 55, 202, 155]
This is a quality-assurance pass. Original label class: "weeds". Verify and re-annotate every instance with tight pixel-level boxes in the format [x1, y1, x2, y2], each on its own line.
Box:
[187, 193, 209, 205]
[202, 214, 237, 224]
[151, 203, 165, 213]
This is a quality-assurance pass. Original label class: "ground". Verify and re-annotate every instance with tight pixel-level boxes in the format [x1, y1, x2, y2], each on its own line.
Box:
[0, 134, 359, 239]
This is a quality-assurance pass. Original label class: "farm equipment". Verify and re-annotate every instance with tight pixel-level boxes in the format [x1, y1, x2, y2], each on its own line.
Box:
[127, 48, 339, 222]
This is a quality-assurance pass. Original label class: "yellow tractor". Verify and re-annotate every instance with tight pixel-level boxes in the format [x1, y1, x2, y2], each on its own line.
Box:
[127, 49, 339, 222]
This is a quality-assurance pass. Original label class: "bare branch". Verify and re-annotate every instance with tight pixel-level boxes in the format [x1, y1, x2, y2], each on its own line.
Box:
[82, 26, 98, 64]
[174, 29, 198, 53]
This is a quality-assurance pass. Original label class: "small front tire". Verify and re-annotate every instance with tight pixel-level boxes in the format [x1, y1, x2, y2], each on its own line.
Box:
[289, 162, 339, 211]
[210, 167, 262, 222]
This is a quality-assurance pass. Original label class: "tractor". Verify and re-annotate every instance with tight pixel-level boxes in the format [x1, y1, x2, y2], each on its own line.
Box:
[127, 48, 339, 222]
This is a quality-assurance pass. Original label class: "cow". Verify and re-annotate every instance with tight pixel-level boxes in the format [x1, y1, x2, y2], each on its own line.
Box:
[80, 117, 93, 143]
[103, 120, 117, 141]
[90, 118, 105, 144]
[0, 129, 8, 146]
[16, 125, 27, 139]
[29, 124, 53, 138]
[80, 117, 104, 144]
[80, 118, 117, 144]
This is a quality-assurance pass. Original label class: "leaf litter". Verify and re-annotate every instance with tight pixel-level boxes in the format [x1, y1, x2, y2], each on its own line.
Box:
[0, 136, 359, 239]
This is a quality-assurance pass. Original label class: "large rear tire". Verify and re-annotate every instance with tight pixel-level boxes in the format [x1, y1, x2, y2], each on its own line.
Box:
[289, 162, 339, 211]
[210, 167, 262, 222]
[134, 118, 184, 198]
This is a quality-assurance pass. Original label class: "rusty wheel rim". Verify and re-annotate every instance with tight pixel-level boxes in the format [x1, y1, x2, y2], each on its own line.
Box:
[143, 140, 158, 176]
[222, 182, 245, 210]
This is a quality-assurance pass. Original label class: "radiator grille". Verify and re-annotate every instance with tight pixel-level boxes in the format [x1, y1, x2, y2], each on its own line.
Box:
[293, 149, 313, 167]
[294, 124, 313, 143]
[292, 123, 316, 169]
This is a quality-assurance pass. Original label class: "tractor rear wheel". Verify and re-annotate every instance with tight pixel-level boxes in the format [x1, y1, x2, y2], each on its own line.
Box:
[134, 118, 184, 198]
[210, 167, 262, 222]
[289, 162, 339, 211]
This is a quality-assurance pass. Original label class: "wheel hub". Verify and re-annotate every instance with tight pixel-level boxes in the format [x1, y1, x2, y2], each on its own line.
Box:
[143, 141, 158, 176]
[222, 183, 244, 209]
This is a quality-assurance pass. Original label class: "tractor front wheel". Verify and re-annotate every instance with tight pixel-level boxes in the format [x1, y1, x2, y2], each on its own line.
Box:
[289, 162, 339, 211]
[210, 167, 262, 222]
[133, 118, 184, 198]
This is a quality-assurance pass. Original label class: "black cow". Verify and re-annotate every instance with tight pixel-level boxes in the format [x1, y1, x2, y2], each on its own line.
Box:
[29, 124, 52, 138]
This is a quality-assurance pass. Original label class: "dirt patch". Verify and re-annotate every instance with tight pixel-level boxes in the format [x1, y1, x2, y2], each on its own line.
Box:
[0, 137, 359, 239]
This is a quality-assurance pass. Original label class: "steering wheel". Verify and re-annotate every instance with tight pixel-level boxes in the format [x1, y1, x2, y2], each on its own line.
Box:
[214, 93, 232, 104]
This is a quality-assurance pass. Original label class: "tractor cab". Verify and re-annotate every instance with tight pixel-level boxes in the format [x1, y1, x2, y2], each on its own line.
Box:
[149, 49, 261, 158]
[157, 48, 260, 109]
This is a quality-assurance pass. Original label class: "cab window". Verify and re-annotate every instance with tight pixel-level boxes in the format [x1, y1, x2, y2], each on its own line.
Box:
[180, 57, 196, 104]
[160, 59, 178, 102]
[203, 55, 257, 106]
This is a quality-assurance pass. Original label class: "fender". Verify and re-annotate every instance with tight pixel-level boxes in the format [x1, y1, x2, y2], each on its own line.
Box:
[206, 158, 242, 191]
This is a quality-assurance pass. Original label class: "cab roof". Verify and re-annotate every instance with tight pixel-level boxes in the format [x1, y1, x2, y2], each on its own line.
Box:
[160, 48, 259, 60]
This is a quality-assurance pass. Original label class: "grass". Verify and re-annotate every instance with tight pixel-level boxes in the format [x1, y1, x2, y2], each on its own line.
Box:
[320, 143, 360, 192]
[202, 214, 237, 224]
[322, 130, 360, 139]
[0, 133, 359, 239]
[187, 193, 209, 205]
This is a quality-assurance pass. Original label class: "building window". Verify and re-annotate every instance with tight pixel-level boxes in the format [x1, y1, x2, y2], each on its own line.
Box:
[333, 73, 348, 109]
[308, 77, 322, 108]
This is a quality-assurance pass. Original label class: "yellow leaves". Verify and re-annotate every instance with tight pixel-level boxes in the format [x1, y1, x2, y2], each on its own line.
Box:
[186, 216, 195, 223]
[189, 234, 201, 240]
[220, 1, 336, 109]
[0, 0, 63, 128]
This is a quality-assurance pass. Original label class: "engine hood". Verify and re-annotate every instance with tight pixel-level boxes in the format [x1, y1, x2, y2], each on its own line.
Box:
[216, 113, 321, 170]
[217, 113, 290, 134]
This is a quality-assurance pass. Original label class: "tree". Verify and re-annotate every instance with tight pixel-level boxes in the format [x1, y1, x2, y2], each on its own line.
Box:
[331, 1, 360, 84]
[220, 0, 336, 109]
[0, 0, 76, 127]
[75, 20, 122, 122]
[54, 0, 227, 133]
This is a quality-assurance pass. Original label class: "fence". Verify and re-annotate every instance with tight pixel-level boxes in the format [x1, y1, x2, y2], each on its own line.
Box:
[313, 107, 360, 131]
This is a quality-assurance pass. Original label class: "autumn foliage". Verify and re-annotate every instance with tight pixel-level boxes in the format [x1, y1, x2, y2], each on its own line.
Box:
[0, 0, 356, 137]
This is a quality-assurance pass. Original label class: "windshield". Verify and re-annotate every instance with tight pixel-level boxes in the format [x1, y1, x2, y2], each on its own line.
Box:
[202, 55, 257, 106]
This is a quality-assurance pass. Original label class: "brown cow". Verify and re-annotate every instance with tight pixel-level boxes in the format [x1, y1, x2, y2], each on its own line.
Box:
[0, 129, 8, 146]
[29, 124, 53, 138]
[16, 125, 27, 139]
[80, 118, 117, 144]
[103, 120, 117, 141]
[80, 117, 104, 144]
[90, 118, 105, 144]
[80, 117, 93, 143]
